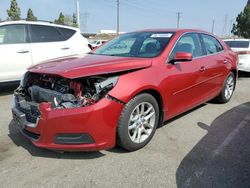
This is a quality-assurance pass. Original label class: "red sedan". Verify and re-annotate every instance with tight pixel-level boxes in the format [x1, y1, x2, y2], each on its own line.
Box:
[12, 29, 238, 151]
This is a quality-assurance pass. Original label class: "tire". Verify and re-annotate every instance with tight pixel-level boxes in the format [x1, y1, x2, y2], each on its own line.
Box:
[215, 72, 235, 103]
[117, 93, 159, 151]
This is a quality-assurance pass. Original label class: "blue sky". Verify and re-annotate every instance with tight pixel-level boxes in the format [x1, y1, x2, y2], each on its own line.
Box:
[0, 0, 247, 36]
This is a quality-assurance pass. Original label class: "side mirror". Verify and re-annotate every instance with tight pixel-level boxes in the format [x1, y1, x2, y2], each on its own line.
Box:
[169, 52, 193, 64]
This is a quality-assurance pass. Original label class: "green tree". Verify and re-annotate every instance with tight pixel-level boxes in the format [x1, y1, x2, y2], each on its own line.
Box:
[71, 13, 78, 28]
[54, 12, 65, 25]
[26, 8, 37, 21]
[232, 3, 250, 38]
[7, 0, 21, 21]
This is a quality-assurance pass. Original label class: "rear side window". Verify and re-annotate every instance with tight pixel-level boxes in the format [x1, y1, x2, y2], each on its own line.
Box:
[57, 27, 76, 40]
[202, 34, 224, 55]
[0, 24, 27, 44]
[170, 33, 203, 58]
[224, 40, 249, 48]
[29, 25, 64, 43]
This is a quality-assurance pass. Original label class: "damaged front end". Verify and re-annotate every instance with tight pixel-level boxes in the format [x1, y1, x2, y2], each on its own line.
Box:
[11, 71, 125, 150]
[19, 71, 118, 105]
[13, 71, 120, 126]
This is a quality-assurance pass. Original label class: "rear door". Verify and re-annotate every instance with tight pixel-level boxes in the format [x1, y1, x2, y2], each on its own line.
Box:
[164, 33, 209, 118]
[28, 24, 72, 64]
[0, 24, 32, 82]
[200, 34, 227, 97]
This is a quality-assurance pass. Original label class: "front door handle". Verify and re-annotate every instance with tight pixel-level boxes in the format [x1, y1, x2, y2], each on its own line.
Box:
[17, 50, 29, 54]
[200, 66, 206, 72]
[224, 60, 228, 64]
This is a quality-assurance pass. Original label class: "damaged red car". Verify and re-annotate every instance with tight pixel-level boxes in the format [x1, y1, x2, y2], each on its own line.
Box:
[12, 29, 238, 151]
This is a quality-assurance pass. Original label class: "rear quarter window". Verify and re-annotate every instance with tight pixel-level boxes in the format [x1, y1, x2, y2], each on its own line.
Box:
[57, 27, 76, 40]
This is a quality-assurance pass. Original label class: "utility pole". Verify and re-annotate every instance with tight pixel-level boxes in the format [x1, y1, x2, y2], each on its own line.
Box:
[76, 0, 80, 30]
[81, 12, 90, 32]
[222, 14, 228, 37]
[116, 0, 120, 35]
[212, 19, 215, 34]
[176, 12, 182, 28]
[229, 19, 233, 37]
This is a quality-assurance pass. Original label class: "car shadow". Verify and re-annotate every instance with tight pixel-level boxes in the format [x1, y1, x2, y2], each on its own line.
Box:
[176, 102, 250, 188]
[238, 71, 250, 78]
[8, 120, 105, 159]
[0, 81, 19, 96]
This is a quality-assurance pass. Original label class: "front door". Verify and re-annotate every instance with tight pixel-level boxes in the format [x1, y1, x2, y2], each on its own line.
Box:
[163, 33, 208, 118]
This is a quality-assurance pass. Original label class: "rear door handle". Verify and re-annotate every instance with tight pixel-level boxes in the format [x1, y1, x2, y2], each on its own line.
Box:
[61, 47, 70, 50]
[200, 66, 206, 72]
[17, 50, 29, 54]
[224, 60, 228, 64]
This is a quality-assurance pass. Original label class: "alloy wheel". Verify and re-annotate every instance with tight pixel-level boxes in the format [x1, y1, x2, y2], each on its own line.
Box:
[224, 75, 235, 100]
[128, 102, 156, 144]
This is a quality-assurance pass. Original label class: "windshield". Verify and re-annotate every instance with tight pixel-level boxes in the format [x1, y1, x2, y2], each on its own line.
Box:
[92, 32, 175, 58]
[224, 40, 250, 48]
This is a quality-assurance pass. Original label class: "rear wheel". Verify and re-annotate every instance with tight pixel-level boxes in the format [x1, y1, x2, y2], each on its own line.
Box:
[215, 72, 235, 103]
[117, 93, 159, 151]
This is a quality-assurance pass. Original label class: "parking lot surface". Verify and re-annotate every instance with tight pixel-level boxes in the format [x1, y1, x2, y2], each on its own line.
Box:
[0, 76, 250, 188]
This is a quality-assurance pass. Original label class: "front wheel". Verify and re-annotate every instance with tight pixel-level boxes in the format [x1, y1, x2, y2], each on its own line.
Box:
[215, 72, 235, 103]
[116, 93, 159, 151]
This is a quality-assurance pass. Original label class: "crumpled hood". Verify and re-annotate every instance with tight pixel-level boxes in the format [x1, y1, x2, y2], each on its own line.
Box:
[28, 54, 152, 79]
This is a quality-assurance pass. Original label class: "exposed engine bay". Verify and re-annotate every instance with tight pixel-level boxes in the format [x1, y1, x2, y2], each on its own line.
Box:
[15, 72, 119, 110]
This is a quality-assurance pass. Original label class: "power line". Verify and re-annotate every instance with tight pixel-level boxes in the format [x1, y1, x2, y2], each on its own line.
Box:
[123, 0, 172, 17]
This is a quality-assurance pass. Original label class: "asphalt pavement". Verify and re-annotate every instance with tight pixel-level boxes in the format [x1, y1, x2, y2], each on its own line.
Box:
[0, 75, 249, 188]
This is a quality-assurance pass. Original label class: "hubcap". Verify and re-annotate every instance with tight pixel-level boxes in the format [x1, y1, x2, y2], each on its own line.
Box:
[225, 75, 234, 100]
[128, 102, 156, 144]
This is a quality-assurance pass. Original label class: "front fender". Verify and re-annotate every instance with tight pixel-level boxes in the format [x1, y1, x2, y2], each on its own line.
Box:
[108, 66, 165, 109]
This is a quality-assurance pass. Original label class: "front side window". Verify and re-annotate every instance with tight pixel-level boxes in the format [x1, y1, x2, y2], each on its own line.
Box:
[30, 25, 64, 43]
[0, 24, 27, 44]
[202, 34, 224, 55]
[170, 33, 203, 59]
[93, 32, 174, 58]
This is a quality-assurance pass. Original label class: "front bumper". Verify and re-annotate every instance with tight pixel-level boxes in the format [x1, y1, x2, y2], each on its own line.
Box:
[12, 95, 123, 151]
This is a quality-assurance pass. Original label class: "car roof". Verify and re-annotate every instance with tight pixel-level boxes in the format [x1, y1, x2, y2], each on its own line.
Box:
[132, 28, 208, 33]
[0, 20, 79, 31]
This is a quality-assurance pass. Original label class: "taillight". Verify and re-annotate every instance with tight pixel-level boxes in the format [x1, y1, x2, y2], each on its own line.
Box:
[238, 51, 250, 55]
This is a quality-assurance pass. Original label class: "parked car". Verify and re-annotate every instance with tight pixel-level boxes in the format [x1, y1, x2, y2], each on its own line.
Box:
[90, 39, 108, 48]
[12, 29, 237, 151]
[224, 39, 250, 72]
[0, 20, 91, 83]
